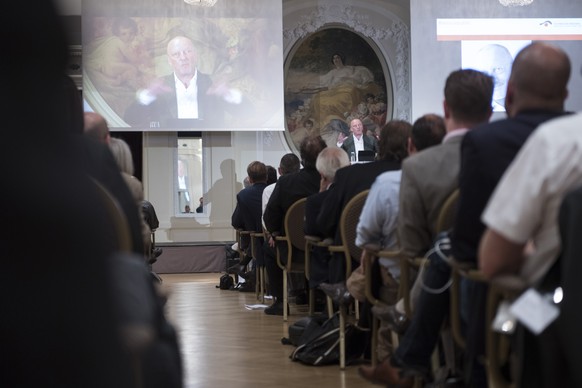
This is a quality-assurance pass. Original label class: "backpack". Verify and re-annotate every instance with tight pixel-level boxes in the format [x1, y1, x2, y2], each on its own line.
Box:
[290, 312, 367, 366]
[216, 274, 234, 290]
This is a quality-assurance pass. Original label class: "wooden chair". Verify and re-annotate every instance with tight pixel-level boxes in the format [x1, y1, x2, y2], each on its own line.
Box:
[304, 235, 333, 317]
[274, 197, 308, 322]
[326, 189, 370, 369]
[92, 178, 132, 252]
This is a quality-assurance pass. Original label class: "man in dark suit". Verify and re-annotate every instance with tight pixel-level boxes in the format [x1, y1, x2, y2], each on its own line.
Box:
[452, 42, 571, 387]
[124, 35, 247, 129]
[304, 147, 351, 288]
[317, 120, 411, 283]
[230, 161, 268, 279]
[340, 118, 378, 161]
[262, 136, 327, 315]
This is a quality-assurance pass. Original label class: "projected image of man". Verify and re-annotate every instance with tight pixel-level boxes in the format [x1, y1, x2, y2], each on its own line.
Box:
[124, 35, 245, 128]
[474, 44, 513, 112]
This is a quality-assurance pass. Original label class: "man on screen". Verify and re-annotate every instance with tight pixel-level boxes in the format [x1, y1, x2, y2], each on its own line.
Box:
[124, 35, 246, 129]
[474, 43, 514, 112]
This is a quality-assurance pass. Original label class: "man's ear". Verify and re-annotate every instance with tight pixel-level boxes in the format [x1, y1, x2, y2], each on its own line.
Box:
[443, 99, 450, 119]
[407, 137, 417, 155]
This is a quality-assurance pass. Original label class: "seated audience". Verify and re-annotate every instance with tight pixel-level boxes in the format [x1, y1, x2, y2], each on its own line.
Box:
[230, 161, 269, 291]
[358, 68, 494, 386]
[263, 136, 327, 315]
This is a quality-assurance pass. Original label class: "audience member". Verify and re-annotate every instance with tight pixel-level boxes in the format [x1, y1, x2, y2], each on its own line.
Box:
[263, 136, 327, 315]
[84, 111, 112, 144]
[266, 165, 277, 185]
[1, 2, 181, 387]
[229, 161, 269, 286]
[109, 136, 153, 257]
[349, 115, 444, 362]
[262, 153, 300, 230]
[339, 118, 378, 161]
[304, 147, 351, 289]
[450, 42, 571, 386]
[317, 120, 411, 285]
[478, 78, 580, 388]
[358, 68, 494, 386]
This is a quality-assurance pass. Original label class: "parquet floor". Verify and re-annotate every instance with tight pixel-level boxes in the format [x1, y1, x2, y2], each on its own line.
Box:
[159, 273, 378, 388]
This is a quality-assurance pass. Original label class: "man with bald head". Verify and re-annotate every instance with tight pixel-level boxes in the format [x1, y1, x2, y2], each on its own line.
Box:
[339, 118, 378, 161]
[125, 35, 244, 128]
[474, 43, 514, 111]
[84, 112, 111, 144]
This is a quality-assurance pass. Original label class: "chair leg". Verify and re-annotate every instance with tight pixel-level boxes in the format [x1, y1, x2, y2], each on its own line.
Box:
[326, 296, 334, 318]
[253, 261, 261, 301]
[260, 266, 266, 303]
[308, 287, 314, 316]
[283, 269, 288, 322]
[371, 316, 378, 367]
[339, 304, 346, 370]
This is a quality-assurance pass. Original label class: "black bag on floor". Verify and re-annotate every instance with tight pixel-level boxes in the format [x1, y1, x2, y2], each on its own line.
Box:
[216, 274, 234, 290]
[290, 312, 367, 366]
[283, 315, 328, 346]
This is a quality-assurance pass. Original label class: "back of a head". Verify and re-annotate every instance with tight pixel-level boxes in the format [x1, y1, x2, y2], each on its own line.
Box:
[279, 153, 301, 175]
[299, 136, 327, 169]
[411, 114, 446, 152]
[247, 161, 268, 183]
[266, 165, 277, 184]
[109, 137, 135, 176]
[316, 147, 350, 182]
[84, 112, 111, 144]
[377, 120, 413, 161]
[508, 42, 570, 113]
[444, 69, 494, 124]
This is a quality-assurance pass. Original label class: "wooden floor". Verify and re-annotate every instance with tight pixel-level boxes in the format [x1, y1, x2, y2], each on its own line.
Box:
[159, 273, 378, 388]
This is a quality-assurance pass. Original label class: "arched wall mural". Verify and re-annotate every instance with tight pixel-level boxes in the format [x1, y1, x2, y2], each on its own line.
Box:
[281, 2, 411, 153]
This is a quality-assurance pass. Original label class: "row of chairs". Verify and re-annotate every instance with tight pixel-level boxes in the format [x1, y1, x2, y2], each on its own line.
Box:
[232, 190, 371, 369]
[231, 188, 522, 385]
[362, 188, 521, 387]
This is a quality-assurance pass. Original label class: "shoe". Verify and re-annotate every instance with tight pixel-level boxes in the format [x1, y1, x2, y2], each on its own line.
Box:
[371, 304, 410, 335]
[264, 301, 288, 316]
[319, 282, 354, 306]
[357, 359, 413, 387]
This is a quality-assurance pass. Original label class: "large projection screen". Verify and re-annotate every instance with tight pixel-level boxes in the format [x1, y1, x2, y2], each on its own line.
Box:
[82, 0, 284, 132]
[411, 0, 582, 122]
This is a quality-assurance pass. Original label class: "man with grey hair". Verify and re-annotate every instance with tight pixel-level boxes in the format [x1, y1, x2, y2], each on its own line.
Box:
[304, 147, 350, 289]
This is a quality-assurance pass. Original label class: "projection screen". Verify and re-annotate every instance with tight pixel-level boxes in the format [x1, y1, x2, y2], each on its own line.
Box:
[82, 0, 284, 132]
[411, 0, 582, 121]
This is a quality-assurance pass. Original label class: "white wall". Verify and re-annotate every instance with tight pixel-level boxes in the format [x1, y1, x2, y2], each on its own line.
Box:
[63, 0, 411, 243]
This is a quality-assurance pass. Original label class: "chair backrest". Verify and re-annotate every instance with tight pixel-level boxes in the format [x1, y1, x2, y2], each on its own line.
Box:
[436, 188, 459, 233]
[285, 197, 307, 252]
[340, 190, 369, 264]
[91, 178, 132, 253]
[327, 190, 370, 283]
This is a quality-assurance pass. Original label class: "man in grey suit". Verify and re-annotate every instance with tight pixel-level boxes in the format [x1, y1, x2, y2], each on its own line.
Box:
[359, 69, 494, 386]
[340, 118, 378, 161]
